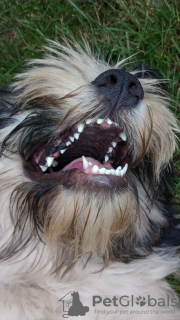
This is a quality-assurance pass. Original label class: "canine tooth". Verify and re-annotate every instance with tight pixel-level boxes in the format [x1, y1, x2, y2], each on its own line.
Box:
[82, 156, 88, 170]
[108, 147, 113, 153]
[99, 167, 106, 174]
[112, 142, 117, 148]
[46, 157, 54, 167]
[105, 169, 111, 175]
[123, 163, 128, 175]
[120, 163, 128, 176]
[120, 132, 127, 141]
[74, 133, 80, 140]
[70, 136, 74, 142]
[104, 155, 109, 162]
[40, 165, 48, 172]
[66, 141, 71, 146]
[60, 149, 66, 154]
[107, 118, 113, 125]
[52, 160, 58, 167]
[86, 119, 92, 124]
[92, 165, 99, 173]
[78, 123, 84, 133]
[97, 119, 103, 124]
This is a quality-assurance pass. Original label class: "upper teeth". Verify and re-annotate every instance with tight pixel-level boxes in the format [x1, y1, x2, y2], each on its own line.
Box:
[85, 119, 92, 124]
[46, 157, 54, 167]
[74, 133, 80, 140]
[107, 119, 113, 125]
[120, 132, 127, 141]
[97, 119, 103, 124]
[78, 123, 84, 133]
[112, 142, 117, 148]
[39, 118, 128, 173]
[40, 165, 48, 172]
[66, 141, 71, 146]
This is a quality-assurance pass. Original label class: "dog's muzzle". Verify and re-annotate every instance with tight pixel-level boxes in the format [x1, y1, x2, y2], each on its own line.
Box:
[23, 69, 144, 189]
[92, 69, 144, 117]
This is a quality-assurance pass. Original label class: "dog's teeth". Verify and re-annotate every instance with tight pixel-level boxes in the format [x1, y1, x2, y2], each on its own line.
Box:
[66, 141, 71, 146]
[70, 136, 74, 142]
[122, 163, 128, 175]
[40, 165, 48, 172]
[112, 141, 117, 148]
[99, 167, 106, 174]
[105, 169, 111, 175]
[115, 168, 121, 176]
[52, 160, 58, 167]
[108, 147, 113, 153]
[120, 132, 127, 141]
[97, 118, 103, 124]
[88, 161, 92, 165]
[78, 123, 84, 133]
[106, 118, 113, 125]
[82, 156, 89, 170]
[46, 157, 54, 167]
[74, 133, 80, 140]
[92, 165, 99, 173]
[60, 149, 66, 154]
[116, 166, 122, 171]
[104, 155, 109, 162]
[119, 163, 128, 176]
[110, 169, 116, 175]
[85, 119, 92, 124]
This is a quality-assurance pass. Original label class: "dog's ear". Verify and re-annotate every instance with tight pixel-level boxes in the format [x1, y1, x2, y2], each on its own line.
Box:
[0, 86, 15, 129]
[133, 65, 166, 90]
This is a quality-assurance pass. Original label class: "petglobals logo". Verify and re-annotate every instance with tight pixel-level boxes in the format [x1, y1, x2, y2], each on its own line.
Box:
[59, 291, 89, 318]
[92, 295, 179, 308]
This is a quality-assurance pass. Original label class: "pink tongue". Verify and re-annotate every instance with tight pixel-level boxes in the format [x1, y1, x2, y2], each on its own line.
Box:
[63, 157, 113, 173]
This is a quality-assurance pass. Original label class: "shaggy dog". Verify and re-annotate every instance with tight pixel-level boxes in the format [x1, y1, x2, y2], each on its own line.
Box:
[0, 40, 180, 319]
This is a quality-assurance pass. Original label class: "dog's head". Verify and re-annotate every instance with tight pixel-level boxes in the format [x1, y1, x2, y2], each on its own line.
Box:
[0, 41, 179, 268]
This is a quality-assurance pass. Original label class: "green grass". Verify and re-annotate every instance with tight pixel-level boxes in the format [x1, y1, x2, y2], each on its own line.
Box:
[0, 0, 180, 292]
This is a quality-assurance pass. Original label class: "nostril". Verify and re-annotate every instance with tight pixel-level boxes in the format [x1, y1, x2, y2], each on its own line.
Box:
[104, 75, 117, 87]
[129, 82, 139, 98]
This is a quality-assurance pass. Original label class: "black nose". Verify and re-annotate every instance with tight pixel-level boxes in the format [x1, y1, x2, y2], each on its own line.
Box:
[91, 69, 144, 110]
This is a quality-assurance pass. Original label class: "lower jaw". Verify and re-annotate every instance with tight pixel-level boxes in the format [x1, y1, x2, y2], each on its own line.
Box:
[24, 164, 128, 189]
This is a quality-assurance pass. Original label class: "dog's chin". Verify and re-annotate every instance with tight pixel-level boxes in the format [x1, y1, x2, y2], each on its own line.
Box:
[23, 118, 132, 189]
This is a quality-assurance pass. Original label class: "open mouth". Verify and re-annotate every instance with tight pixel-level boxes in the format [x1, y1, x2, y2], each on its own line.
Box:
[24, 118, 132, 188]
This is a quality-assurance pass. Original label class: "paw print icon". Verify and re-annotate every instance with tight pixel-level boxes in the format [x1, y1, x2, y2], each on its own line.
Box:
[136, 296, 146, 307]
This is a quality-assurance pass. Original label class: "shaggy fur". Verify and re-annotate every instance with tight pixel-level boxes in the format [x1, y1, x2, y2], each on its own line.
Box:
[0, 40, 180, 319]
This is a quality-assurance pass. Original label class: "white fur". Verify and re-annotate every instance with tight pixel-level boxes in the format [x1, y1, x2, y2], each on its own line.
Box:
[0, 41, 179, 320]
[0, 254, 179, 319]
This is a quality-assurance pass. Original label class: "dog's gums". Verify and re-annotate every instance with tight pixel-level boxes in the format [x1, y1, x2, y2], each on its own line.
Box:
[24, 117, 131, 186]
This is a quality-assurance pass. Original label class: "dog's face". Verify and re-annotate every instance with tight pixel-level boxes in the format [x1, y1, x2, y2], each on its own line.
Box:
[0, 41, 179, 268]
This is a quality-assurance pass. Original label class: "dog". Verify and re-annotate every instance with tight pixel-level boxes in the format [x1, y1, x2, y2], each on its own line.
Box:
[0, 40, 180, 319]
[68, 291, 89, 316]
